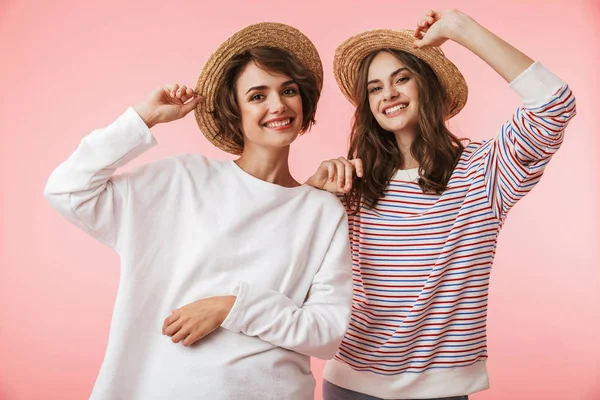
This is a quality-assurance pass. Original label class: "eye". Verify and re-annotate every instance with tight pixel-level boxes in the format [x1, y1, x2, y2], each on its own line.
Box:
[282, 88, 298, 96]
[368, 86, 381, 93]
[249, 94, 265, 101]
[396, 77, 409, 84]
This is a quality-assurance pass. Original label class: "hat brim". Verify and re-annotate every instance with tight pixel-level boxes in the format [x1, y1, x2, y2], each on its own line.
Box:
[333, 29, 468, 119]
[195, 22, 323, 155]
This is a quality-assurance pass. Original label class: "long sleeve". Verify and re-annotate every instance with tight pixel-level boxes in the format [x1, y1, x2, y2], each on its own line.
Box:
[220, 211, 353, 360]
[44, 107, 157, 249]
[479, 62, 576, 220]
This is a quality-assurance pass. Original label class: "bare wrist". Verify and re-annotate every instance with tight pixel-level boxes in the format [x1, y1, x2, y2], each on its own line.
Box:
[133, 102, 159, 128]
[304, 175, 318, 188]
[220, 295, 236, 319]
[446, 11, 479, 44]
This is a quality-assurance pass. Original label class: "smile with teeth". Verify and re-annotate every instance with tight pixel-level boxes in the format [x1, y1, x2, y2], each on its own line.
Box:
[384, 104, 408, 115]
[264, 118, 292, 128]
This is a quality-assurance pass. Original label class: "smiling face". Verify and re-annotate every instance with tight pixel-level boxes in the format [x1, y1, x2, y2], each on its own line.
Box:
[211, 47, 321, 155]
[234, 62, 303, 151]
[346, 49, 465, 210]
[366, 51, 420, 137]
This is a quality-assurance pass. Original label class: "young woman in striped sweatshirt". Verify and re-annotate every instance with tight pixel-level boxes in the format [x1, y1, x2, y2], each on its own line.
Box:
[306, 8, 576, 400]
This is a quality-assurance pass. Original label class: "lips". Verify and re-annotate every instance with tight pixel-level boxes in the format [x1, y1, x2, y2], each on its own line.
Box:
[263, 117, 294, 129]
[383, 103, 408, 116]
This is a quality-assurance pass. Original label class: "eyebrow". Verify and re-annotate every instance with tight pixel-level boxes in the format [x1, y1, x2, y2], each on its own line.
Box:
[367, 67, 409, 86]
[245, 79, 297, 95]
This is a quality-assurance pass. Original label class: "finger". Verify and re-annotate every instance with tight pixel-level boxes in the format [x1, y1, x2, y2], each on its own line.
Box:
[339, 158, 354, 192]
[171, 324, 190, 343]
[176, 85, 187, 98]
[180, 92, 192, 104]
[164, 83, 178, 92]
[418, 17, 433, 36]
[180, 87, 194, 103]
[351, 158, 364, 178]
[181, 96, 203, 115]
[182, 332, 199, 347]
[169, 84, 180, 98]
[162, 312, 180, 334]
[429, 9, 440, 19]
[164, 319, 184, 337]
[425, 9, 437, 20]
[334, 160, 344, 189]
[414, 23, 425, 38]
[327, 161, 335, 183]
[182, 328, 208, 347]
[413, 37, 429, 49]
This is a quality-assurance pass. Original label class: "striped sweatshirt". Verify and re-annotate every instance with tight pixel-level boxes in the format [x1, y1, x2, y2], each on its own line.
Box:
[323, 62, 576, 399]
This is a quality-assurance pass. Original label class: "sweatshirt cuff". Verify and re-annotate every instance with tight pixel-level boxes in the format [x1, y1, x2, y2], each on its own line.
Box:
[221, 281, 246, 332]
[124, 107, 157, 146]
[509, 61, 566, 108]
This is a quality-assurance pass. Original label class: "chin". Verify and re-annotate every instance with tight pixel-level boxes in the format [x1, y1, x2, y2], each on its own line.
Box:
[279, 136, 299, 147]
[391, 124, 409, 132]
[378, 122, 403, 132]
[381, 119, 418, 134]
[268, 135, 299, 149]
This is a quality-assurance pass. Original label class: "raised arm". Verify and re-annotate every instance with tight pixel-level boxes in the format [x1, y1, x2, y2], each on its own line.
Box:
[44, 84, 201, 248]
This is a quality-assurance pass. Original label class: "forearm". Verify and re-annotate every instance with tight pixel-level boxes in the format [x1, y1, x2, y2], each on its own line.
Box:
[222, 273, 352, 359]
[44, 108, 156, 246]
[45, 108, 155, 197]
[134, 101, 161, 129]
[450, 12, 534, 83]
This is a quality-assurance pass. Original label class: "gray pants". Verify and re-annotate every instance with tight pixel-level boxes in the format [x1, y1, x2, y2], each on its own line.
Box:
[323, 380, 469, 400]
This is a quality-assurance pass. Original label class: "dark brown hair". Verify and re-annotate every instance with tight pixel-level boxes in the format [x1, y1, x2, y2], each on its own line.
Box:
[345, 49, 466, 212]
[212, 47, 321, 151]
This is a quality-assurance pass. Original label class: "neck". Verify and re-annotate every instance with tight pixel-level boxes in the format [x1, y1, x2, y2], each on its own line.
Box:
[234, 144, 299, 188]
[394, 129, 419, 170]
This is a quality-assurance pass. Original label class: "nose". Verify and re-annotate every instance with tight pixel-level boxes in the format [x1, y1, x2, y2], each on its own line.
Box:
[268, 94, 287, 114]
[382, 85, 399, 102]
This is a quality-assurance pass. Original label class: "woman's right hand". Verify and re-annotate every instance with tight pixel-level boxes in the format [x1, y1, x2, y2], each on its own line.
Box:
[305, 157, 363, 194]
[133, 84, 203, 128]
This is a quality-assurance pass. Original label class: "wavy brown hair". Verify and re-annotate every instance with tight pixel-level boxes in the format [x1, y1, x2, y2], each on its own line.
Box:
[212, 47, 321, 152]
[345, 49, 466, 212]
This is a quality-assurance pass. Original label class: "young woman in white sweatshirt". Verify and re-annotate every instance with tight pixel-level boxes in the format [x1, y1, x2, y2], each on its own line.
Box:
[44, 23, 352, 400]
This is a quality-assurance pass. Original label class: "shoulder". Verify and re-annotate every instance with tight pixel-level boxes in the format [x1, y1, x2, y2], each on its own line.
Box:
[302, 186, 347, 219]
[130, 153, 226, 173]
[120, 154, 229, 189]
[462, 140, 489, 157]
[456, 140, 493, 165]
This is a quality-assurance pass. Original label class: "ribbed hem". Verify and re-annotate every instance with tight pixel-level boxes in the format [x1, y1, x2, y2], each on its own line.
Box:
[323, 358, 489, 399]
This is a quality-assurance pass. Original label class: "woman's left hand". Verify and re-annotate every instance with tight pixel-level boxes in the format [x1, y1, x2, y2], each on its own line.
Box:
[162, 296, 236, 346]
[305, 157, 363, 194]
[413, 9, 470, 48]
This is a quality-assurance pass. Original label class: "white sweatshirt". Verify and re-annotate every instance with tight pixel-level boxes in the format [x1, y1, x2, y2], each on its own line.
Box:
[44, 108, 353, 400]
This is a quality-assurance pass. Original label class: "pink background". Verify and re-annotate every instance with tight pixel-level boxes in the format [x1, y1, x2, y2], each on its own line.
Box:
[1, 0, 599, 399]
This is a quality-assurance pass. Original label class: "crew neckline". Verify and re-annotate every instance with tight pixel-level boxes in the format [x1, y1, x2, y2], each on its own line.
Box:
[392, 167, 420, 182]
[226, 160, 309, 195]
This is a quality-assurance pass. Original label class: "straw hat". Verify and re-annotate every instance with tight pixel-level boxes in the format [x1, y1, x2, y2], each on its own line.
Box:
[333, 29, 468, 119]
[194, 22, 323, 154]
